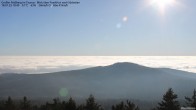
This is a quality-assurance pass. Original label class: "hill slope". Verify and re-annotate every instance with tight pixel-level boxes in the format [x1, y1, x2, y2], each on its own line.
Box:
[0, 62, 196, 100]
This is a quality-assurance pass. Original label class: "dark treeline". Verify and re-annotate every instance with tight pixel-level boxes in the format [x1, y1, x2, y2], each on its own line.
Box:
[0, 88, 196, 110]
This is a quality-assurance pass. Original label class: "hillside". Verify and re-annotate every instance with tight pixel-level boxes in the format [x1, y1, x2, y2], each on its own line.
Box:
[0, 62, 196, 101]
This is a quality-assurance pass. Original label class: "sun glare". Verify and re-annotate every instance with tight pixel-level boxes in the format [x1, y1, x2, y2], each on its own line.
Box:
[150, 0, 176, 14]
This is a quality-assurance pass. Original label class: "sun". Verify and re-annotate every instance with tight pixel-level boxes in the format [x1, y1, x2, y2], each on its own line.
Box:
[150, 0, 176, 14]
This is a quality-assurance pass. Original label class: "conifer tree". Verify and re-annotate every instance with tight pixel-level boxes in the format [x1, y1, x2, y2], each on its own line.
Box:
[4, 96, 16, 110]
[126, 100, 139, 110]
[112, 100, 139, 110]
[65, 97, 77, 110]
[85, 95, 103, 110]
[20, 96, 31, 110]
[112, 101, 125, 110]
[52, 98, 61, 110]
[156, 88, 180, 110]
[185, 89, 196, 110]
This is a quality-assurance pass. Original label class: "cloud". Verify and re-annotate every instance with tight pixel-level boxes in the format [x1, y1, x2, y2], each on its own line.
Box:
[0, 56, 196, 74]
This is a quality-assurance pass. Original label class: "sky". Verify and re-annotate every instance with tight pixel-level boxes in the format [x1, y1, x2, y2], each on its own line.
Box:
[0, 0, 196, 56]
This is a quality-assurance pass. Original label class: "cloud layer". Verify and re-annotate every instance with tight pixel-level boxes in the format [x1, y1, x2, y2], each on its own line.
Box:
[0, 56, 196, 74]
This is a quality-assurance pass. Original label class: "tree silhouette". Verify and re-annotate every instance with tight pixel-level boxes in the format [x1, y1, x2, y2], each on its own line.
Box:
[4, 96, 16, 110]
[126, 100, 139, 110]
[112, 101, 125, 110]
[19, 96, 31, 110]
[40, 98, 62, 110]
[0, 100, 4, 110]
[61, 97, 77, 110]
[39, 102, 49, 110]
[77, 104, 85, 110]
[156, 88, 180, 110]
[52, 98, 62, 110]
[112, 100, 139, 110]
[85, 95, 103, 110]
[31, 105, 39, 110]
[185, 89, 196, 110]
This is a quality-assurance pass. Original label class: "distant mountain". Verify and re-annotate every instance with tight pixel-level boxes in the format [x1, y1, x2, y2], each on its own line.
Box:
[0, 62, 196, 101]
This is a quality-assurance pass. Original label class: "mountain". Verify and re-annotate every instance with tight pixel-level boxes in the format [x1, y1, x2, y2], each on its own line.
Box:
[0, 62, 196, 101]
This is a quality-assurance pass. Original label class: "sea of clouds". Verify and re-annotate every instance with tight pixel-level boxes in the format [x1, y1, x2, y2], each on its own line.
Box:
[0, 56, 196, 74]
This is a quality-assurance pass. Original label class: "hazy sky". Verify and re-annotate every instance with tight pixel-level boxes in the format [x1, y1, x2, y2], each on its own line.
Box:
[0, 0, 196, 55]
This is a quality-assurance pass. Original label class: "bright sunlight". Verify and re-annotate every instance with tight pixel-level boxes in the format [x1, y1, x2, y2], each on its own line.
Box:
[150, 0, 176, 14]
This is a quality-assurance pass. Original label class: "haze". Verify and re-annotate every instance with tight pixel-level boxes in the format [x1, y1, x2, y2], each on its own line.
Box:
[0, 56, 196, 74]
